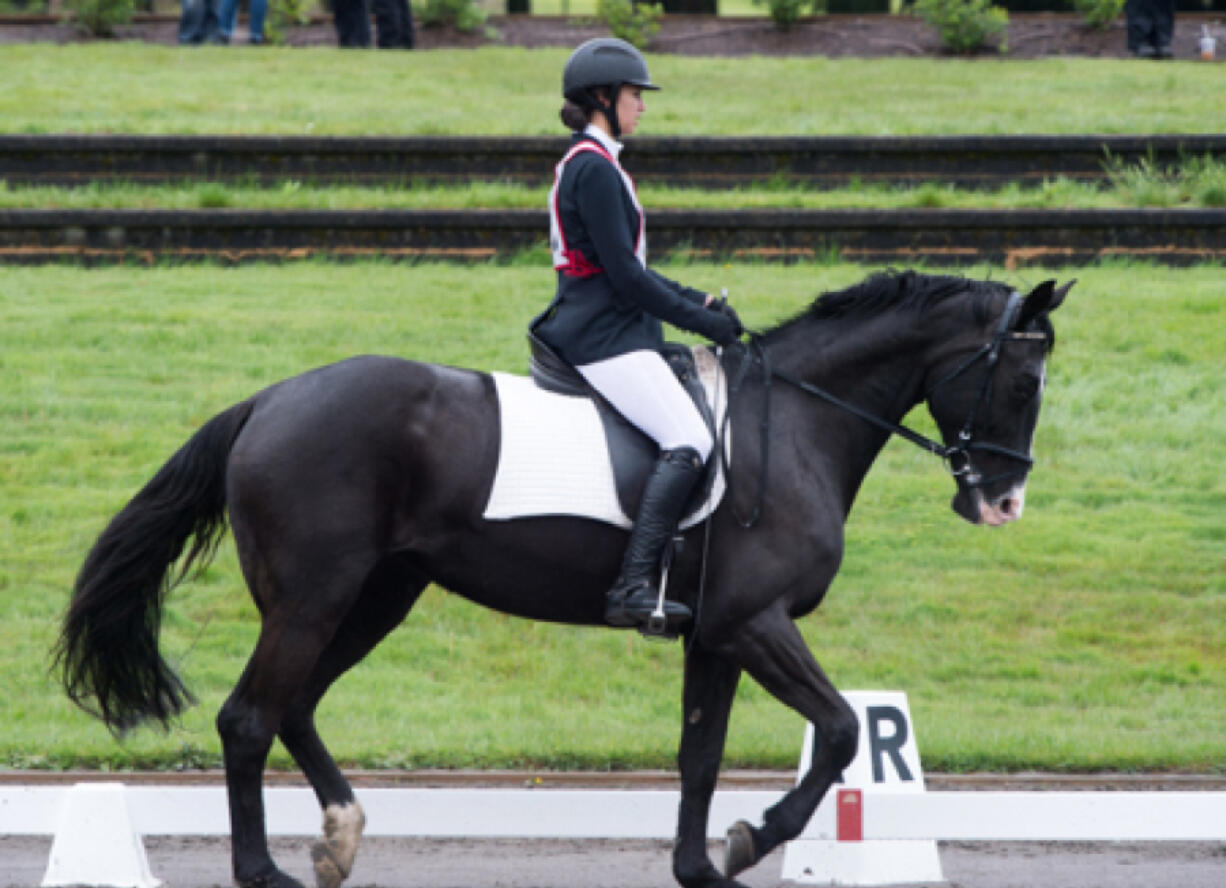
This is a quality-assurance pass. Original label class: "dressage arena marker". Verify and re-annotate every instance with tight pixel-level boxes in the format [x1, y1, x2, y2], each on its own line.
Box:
[781, 690, 944, 886]
[38, 782, 161, 888]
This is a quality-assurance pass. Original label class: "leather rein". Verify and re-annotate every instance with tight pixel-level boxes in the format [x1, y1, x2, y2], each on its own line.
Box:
[718, 291, 1039, 529]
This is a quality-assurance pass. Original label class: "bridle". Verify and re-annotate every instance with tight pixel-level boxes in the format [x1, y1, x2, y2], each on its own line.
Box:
[720, 290, 1045, 529]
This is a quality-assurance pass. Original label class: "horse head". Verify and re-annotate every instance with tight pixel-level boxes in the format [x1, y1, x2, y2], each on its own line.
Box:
[923, 279, 1073, 526]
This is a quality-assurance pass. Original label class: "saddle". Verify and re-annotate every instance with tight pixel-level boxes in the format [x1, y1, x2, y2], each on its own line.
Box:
[527, 333, 721, 522]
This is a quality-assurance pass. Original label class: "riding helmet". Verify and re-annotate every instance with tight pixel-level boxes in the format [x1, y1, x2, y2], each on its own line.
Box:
[562, 37, 660, 103]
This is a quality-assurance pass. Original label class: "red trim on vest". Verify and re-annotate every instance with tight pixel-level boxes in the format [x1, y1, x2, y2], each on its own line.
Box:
[550, 140, 644, 277]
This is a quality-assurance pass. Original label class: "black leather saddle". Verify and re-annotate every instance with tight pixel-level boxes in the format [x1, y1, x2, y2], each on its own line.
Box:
[527, 333, 719, 522]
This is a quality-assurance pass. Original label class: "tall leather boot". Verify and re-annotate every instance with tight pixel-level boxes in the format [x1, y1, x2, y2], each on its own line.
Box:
[605, 446, 705, 629]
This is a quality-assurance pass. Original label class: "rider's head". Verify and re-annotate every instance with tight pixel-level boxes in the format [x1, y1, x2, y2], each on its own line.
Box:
[559, 37, 659, 139]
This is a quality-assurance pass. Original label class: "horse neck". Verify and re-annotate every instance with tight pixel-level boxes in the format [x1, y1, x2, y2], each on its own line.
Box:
[759, 311, 941, 507]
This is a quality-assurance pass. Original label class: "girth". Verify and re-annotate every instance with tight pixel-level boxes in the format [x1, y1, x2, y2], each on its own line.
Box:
[527, 334, 719, 521]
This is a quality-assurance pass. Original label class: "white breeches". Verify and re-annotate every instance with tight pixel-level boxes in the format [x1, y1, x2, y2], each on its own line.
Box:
[577, 349, 714, 461]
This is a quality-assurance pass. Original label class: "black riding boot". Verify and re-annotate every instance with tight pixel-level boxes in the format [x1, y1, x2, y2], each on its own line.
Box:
[606, 446, 704, 630]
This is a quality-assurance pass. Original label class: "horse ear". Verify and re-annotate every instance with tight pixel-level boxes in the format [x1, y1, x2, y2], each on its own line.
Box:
[1015, 279, 1073, 329]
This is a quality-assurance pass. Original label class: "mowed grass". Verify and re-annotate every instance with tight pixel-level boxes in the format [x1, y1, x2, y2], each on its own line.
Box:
[5, 157, 1226, 210]
[2, 260, 1223, 773]
[1, 44, 1224, 135]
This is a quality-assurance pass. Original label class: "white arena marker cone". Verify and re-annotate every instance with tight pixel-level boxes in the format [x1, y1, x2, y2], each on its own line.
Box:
[42, 782, 163, 888]
[781, 690, 945, 886]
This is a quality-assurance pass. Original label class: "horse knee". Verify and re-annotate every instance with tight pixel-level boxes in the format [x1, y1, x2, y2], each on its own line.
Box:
[825, 706, 860, 773]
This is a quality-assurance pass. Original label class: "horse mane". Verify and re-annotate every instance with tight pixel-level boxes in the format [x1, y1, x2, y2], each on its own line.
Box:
[762, 269, 1054, 350]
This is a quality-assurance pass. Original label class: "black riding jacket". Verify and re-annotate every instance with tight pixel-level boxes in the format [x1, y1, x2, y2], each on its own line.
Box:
[531, 130, 729, 366]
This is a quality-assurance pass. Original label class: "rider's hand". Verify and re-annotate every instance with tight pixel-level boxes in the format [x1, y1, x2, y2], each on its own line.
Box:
[703, 309, 741, 346]
[709, 295, 744, 338]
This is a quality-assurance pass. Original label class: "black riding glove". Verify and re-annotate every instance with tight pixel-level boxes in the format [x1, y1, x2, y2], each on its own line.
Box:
[711, 296, 744, 337]
[699, 306, 741, 346]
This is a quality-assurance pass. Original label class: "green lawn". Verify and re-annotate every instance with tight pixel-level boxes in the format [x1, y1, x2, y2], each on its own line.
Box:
[3, 260, 1223, 773]
[2, 45, 1224, 135]
[4, 157, 1226, 209]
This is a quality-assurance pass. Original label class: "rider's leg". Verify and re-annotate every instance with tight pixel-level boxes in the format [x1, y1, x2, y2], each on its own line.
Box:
[577, 350, 713, 628]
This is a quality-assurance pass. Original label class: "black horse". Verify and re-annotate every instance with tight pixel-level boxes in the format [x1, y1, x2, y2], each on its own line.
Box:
[57, 269, 1069, 888]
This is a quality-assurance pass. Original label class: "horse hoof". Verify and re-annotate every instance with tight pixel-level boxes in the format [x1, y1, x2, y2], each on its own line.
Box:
[724, 819, 757, 877]
[239, 869, 306, 888]
[311, 843, 344, 888]
[311, 801, 366, 888]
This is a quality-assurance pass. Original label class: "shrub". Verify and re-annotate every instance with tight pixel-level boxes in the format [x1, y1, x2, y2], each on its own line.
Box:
[418, 0, 487, 33]
[912, 0, 1008, 54]
[1073, 0, 1123, 29]
[753, 0, 826, 31]
[595, 0, 662, 49]
[264, 0, 312, 45]
[63, 0, 133, 37]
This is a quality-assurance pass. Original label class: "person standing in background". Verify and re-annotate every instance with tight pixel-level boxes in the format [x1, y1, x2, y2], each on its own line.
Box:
[332, 0, 414, 48]
[178, 0, 219, 43]
[215, 0, 267, 44]
[1126, 0, 1175, 58]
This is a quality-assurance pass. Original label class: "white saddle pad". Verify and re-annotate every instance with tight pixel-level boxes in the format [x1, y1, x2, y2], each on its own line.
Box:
[483, 347, 730, 530]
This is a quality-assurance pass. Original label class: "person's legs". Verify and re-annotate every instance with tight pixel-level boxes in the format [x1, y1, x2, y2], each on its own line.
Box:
[215, 0, 238, 42]
[332, 0, 372, 47]
[1153, 0, 1175, 56]
[1125, 0, 1156, 55]
[178, 0, 208, 43]
[247, 0, 267, 43]
[371, 0, 413, 48]
[579, 350, 713, 630]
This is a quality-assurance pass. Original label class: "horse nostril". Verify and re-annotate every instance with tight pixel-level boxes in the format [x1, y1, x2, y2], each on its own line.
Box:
[999, 497, 1018, 519]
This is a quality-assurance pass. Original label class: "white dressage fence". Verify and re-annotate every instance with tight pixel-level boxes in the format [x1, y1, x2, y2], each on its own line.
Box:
[6, 782, 1226, 840]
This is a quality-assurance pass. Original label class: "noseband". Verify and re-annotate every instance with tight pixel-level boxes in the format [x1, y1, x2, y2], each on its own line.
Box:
[723, 291, 1041, 528]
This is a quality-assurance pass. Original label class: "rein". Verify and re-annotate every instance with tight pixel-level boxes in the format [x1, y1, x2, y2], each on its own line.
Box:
[718, 291, 1036, 528]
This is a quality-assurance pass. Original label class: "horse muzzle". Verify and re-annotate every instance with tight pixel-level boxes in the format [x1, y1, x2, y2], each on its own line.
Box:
[952, 483, 1026, 526]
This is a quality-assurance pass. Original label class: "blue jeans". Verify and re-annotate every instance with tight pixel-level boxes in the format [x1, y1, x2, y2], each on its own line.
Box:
[218, 0, 267, 43]
[178, 0, 219, 43]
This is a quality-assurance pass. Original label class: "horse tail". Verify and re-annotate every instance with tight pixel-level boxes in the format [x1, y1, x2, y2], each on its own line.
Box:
[55, 399, 255, 734]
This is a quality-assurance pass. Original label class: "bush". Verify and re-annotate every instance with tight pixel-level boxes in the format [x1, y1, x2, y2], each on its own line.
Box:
[912, 0, 1008, 54]
[418, 0, 486, 32]
[1073, 0, 1123, 29]
[264, 0, 312, 44]
[753, 0, 827, 31]
[595, 0, 662, 49]
[63, 0, 133, 37]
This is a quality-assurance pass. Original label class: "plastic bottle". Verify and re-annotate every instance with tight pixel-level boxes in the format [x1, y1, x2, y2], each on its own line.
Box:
[1201, 25, 1217, 61]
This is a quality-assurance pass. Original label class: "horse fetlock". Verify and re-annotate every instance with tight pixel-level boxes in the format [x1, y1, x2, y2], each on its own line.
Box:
[311, 802, 366, 888]
[722, 819, 757, 878]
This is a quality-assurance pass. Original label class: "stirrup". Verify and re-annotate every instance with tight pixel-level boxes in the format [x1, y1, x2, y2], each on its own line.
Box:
[606, 581, 691, 632]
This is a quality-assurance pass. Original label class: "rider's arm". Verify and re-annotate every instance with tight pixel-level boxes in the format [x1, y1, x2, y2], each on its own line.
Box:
[575, 159, 724, 338]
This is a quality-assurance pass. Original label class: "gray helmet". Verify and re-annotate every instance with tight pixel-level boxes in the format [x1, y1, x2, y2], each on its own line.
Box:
[562, 37, 660, 102]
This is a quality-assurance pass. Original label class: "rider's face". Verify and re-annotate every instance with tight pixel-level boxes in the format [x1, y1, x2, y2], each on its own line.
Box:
[617, 86, 645, 137]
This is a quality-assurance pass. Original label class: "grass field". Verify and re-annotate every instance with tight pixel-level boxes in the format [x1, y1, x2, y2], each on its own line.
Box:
[5, 157, 1226, 210]
[3, 260, 1223, 773]
[2, 45, 1225, 135]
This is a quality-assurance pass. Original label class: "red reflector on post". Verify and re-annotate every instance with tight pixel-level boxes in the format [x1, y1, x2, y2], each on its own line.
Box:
[837, 788, 863, 842]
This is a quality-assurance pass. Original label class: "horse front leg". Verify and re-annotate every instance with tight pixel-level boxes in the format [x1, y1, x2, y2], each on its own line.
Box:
[672, 644, 745, 888]
[723, 608, 858, 878]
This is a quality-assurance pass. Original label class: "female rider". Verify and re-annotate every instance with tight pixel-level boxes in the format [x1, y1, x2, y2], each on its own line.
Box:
[530, 37, 743, 632]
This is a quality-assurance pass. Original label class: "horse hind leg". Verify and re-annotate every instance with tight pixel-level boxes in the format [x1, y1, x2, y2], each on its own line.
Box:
[219, 552, 383, 888]
[277, 555, 428, 888]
